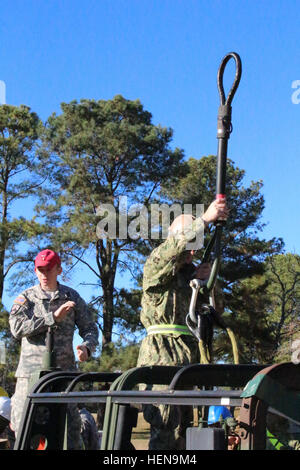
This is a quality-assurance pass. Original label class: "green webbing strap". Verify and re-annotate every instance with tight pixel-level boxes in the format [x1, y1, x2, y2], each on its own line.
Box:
[226, 327, 239, 365]
[147, 324, 193, 336]
[198, 328, 239, 365]
[199, 339, 211, 364]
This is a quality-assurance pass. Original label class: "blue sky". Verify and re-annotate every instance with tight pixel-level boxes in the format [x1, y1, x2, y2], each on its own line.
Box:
[1, 0, 299, 346]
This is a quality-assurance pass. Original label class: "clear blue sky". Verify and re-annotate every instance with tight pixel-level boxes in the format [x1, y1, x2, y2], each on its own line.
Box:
[1, 0, 299, 344]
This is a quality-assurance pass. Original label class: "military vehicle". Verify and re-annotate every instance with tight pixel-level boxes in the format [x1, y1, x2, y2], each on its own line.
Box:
[8, 53, 300, 452]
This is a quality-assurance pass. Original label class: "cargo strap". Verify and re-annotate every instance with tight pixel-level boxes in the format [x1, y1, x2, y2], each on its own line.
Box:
[146, 324, 193, 336]
[266, 429, 285, 450]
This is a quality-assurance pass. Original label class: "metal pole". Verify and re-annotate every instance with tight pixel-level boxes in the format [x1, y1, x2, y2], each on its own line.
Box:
[208, 52, 242, 291]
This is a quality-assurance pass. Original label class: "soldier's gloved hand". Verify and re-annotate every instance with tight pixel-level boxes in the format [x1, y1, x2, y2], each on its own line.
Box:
[76, 345, 89, 362]
[53, 301, 75, 322]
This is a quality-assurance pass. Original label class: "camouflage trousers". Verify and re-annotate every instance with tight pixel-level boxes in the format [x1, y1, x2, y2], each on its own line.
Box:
[137, 334, 199, 450]
[143, 385, 194, 450]
[11, 377, 83, 449]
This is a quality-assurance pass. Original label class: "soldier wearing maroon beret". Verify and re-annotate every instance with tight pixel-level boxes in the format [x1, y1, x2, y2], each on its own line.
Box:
[9, 249, 99, 449]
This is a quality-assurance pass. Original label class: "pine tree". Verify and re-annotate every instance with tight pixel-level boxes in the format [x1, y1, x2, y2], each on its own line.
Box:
[37, 95, 185, 350]
[160, 155, 284, 363]
[0, 104, 43, 392]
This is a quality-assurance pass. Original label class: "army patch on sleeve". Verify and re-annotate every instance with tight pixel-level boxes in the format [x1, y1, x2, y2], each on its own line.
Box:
[13, 295, 27, 305]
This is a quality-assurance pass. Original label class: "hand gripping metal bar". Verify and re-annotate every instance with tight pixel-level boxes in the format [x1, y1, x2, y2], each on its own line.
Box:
[186, 53, 242, 364]
[207, 52, 242, 291]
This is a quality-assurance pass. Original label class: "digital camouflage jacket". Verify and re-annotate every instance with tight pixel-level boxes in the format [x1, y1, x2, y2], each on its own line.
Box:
[9, 283, 99, 377]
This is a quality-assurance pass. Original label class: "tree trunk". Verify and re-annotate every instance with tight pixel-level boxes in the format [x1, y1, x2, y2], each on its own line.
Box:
[0, 188, 8, 300]
[102, 287, 114, 350]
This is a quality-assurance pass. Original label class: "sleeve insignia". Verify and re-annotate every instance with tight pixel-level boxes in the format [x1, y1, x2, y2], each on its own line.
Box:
[13, 295, 27, 305]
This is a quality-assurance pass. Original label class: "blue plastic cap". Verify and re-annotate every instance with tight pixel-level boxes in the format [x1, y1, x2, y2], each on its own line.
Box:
[208, 405, 232, 425]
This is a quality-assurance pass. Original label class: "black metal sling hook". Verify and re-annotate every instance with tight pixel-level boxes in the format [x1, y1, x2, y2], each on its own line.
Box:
[205, 52, 242, 292]
[201, 53, 241, 256]
[186, 53, 242, 361]
[216, 52, 242, 202]
[218, 52, 242, 107]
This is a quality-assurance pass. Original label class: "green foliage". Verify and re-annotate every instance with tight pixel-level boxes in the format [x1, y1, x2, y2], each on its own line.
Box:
[214, 275, 276, 363]
[0, 104, 44, 299]
[99, 342, 140, 372]
[0, 104, 41, 154]
[265, 254, 300, 330]
[78, 341, 140, 373]
[0, 105, 45, 380]
[213, 253, 300, 364]
[0, 100, 296, 370]
[37, 95, 185, 348]
[113, 287, 143, 333]
[265, 253, 300, 361]
[161, 155, 283, 272]
[274, 320, 300, 363]
[0, 303, 20, 395]
[160, 155, 284, 363]
[0, 303, 9, 338]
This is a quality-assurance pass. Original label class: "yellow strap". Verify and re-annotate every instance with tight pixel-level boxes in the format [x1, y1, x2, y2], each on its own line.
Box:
[147, 324, 193, 336]
[0, 386, 8, 397]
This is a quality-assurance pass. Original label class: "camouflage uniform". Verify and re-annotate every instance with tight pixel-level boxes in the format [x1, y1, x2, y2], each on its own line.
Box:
[79, 407, 100, 450]
[9, 282, 99, 449]
[137, 217, 205, 450]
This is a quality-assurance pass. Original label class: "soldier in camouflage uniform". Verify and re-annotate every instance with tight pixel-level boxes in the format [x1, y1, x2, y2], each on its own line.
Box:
[9, 249, 99, 449]
[137, 199, 228, 450]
